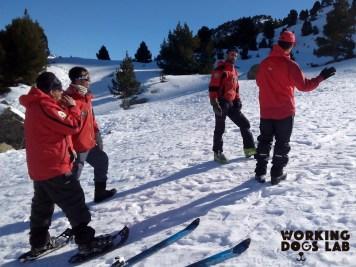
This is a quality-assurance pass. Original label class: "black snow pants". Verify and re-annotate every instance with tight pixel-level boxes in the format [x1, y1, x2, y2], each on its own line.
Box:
[72, 145, 109, 183]
[213, 99, 255, 153]
[254, 116, 294, 177]
[30, 174, 95, 248]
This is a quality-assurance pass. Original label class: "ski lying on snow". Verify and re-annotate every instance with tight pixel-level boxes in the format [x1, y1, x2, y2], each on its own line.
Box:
[112, 218, 200, 267]
[186, 238, 251, 266]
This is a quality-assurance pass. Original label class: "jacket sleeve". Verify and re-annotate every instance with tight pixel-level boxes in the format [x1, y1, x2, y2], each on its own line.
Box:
[289, 61, 323, 92]
[40, 102, 82, 135]
[208, 64, 225, 99]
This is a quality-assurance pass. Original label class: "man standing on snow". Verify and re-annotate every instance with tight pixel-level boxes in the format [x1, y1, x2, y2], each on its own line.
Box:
[20, 72, 112, 256]
[254, 31, 336, 185]
[65, 66, 116, 203]
[209, 48, 256, 163]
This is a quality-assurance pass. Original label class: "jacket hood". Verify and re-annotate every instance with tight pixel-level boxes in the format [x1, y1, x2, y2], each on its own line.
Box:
[269, 44, 291, 59]
[19, 87, 53, 108]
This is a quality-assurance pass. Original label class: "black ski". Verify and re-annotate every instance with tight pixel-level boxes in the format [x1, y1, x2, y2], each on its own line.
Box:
[18, 228, 73, 262]
[112, 218, 200, 267]
[186, 238, 251, 266]
[68, 225, 129, 264]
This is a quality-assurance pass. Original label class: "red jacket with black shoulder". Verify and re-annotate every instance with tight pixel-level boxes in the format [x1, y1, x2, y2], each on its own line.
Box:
[209, 60, 240, 102]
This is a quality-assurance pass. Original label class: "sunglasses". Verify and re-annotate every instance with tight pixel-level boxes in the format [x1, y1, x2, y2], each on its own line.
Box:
[76, 75, 90, 82]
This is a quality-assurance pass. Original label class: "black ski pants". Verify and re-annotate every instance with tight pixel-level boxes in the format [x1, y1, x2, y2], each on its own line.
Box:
[72, 145, 109, 183]
[30, 174, 95, 248]
[254, 116, 294, 177]
[213, 99, 255, 153]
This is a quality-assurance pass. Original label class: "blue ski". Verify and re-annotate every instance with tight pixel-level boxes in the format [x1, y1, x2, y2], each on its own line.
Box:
[112, 218, 200, 267]
[186, 238, 251, 266]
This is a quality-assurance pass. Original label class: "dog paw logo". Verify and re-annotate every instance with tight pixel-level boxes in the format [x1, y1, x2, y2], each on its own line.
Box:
[296, 252, 306, 262]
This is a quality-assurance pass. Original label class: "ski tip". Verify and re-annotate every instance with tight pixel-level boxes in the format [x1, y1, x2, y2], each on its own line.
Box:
[188, 218, 200, 228]
[232, 238, 251, 253]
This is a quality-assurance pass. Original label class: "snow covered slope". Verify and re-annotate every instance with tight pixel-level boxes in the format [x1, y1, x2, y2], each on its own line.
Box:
[0, 55, 355, 266]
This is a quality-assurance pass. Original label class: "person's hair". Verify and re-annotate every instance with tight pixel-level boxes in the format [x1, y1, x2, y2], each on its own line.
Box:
[278, 40, 294, 50]
[36, 72, 62, 93]
[226, 47, 238, 54]
[69, 66, 89, 82]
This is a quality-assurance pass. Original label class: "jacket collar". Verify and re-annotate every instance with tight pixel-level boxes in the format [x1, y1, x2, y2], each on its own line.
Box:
[269, 44, 291, 59]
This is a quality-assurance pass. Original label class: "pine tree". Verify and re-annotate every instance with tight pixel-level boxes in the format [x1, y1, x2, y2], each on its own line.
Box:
[315, 0, 355, 59]
[350, 0, 356, 32]
[301, 20, 313, 36]
[196, 26, 215, 74]
[262, 20, 275, 47]
[96, 45, 111, 60]
[134, 41, 152, 63]
[157, 22, 198, 75]
[299, 10, 309, 21]
[110, 52, 140, 100]
[259, 38, 268, 48]
[310, 1, 322, 19]
[286, 9, 298, 26]
[322, 0, 334, 7]
[0, 11, 48, 86]
[0, 41, 6, 93]
[313, 26, 320, 35]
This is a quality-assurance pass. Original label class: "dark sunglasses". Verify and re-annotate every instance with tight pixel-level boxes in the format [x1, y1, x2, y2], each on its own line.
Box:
[77, 75, 90, 82]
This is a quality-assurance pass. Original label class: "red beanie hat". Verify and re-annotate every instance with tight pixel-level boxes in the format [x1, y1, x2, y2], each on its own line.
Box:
[279, 31, 296, 43]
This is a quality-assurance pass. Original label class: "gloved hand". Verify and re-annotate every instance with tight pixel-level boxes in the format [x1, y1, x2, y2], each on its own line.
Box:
[319, 67, 336, 80]
[95, 131, 103, 150]
[210, 98, 222, 116]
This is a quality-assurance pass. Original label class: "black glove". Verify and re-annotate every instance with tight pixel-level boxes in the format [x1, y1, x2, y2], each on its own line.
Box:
[95, 131, 103, 150]
[319, 67, 336, 80]
[210, 98, 222, 116]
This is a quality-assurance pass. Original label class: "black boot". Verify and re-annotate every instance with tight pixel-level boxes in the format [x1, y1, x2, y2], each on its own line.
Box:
[271, 166, 287, 185]
[94, 182, 117, 203]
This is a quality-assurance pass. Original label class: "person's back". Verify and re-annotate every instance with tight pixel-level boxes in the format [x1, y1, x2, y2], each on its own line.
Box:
[257, 45, 300, 119]
[20, 77, 80, 180]
[254, 30, 336, 185]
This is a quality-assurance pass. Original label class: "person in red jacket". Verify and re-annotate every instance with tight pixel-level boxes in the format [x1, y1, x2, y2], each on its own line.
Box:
[209, 48, 256, 163]
[254, 31, 336, 185]
[65, 66, 116, 203]
[20, 72, 112, 256]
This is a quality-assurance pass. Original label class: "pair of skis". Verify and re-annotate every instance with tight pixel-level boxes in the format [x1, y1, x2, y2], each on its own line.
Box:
[18, 218, 250, 266]
[112, 218, 250, 267]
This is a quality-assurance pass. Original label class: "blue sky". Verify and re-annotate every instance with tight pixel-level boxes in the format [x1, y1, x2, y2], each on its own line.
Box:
[0, 0, 316, 60]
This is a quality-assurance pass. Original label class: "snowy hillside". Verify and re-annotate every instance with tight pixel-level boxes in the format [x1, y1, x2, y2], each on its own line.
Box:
[1, 53, 356, 266]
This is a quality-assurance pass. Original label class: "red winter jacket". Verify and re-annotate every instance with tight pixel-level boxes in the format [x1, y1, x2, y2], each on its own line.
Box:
[209, 61, 240, 102]
[65, 85, 99, 152]
[19, 87, 81, 181]
[256, 45, 323, 119]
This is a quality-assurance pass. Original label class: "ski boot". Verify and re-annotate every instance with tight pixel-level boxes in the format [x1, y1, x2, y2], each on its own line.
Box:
[244, 148, 256, 158]
[94, 182, 117, 203]
[214, 151, 228, 164]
